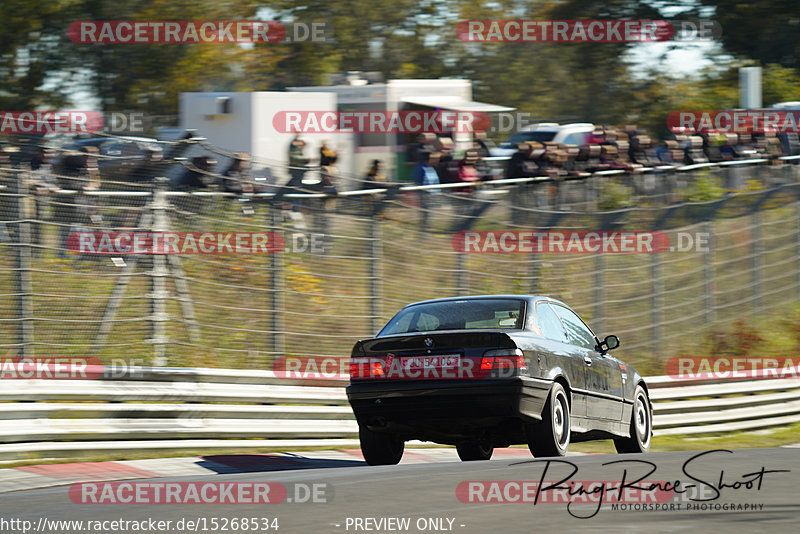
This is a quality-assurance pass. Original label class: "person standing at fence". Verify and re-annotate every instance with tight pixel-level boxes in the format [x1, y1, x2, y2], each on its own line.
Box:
[0, 147, 13, 242]
[52, 146, 101, 258]
[453, 149, 481, 219]
[271, 135, 310, 212]
[414, 151, 440, 229]
[318, 141, 339, 196]
[26, 147, 59, 255]
[220, 152, 254, 194]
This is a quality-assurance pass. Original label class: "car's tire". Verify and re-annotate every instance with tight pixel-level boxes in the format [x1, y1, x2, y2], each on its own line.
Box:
[614, 385, 652, 454]
[526, 382, 570, 457]
[359, 425, 405, 465]
[456, 440, 494, 461]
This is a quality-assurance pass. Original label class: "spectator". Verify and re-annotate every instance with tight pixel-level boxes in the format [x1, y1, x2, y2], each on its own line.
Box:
[361, 159, 389, 216]
[271, 135, 310, 210]
[177, 155, 215, 190]
[406, 133, 438, 169]
[362, 159, 385, 190]
[123, 146, 163, 184]
[718, 134, 740, 161]
[778, 132, 800, 156]
[630, 135, 655, 166]
[456, 150, 480, 192]
[26, 147, 58, 253]
[599, 145, 627, 170]
[683, 136, 709, 165]
[506, 142, 537, 178]
[220, 152, 254, 194]
[318, 141, 339, 196]
[453, 149, 482, 219]
[52, 146, 101, 257]
[414, 151, 440, 228]
[473, 131, 495, 158]
[0, 147, 13, 242]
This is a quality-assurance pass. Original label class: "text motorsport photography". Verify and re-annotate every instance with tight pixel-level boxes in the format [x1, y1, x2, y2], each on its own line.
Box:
[456, 450, 788, 519]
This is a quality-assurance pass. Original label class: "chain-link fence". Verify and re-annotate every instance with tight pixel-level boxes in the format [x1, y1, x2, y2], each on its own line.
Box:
[2, 152, 800, 376]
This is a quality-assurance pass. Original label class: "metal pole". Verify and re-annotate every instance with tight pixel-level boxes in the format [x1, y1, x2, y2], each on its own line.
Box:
[369, 214, 382, 334]
[270, 206, 285, 357]
[14, 169, 34, 357]
[752, 209, 763, 314]
[529, 252, 539, 294]
[651, 251, 662, 356]
[797, 200, 800, 301]
[456, 253, 467, 296]
[703, 220, 715, 324]
[150, 187, 169, 366]
[594, 254, 604, 335]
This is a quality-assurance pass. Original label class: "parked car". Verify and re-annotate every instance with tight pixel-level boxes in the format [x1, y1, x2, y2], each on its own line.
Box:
[347, 295, 651, 465]
[490, 123, 596, 158]
[53, 131, 202, 183]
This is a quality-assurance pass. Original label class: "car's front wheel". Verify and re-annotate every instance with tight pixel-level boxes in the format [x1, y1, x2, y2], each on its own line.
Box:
[359, 425, 405, 465]
[614, 385, 652, 453]
[526, 382, 570, 457]
[456, 440, 494, 461]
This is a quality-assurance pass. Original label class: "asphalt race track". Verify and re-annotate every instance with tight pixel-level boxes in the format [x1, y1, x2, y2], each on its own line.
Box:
[0, 448, 797, 534]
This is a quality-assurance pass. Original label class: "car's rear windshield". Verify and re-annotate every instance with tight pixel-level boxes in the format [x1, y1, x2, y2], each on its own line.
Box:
[378, 299, 525, 336]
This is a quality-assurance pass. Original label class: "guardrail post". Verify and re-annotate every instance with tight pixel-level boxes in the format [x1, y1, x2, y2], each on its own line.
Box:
[651, 251, 663, 356]
[369, 213, 382, 334]
[270, 206, 285, 358]
[703, 220, 715, 324]
[14, 169, 34, 358]
[752, 209, 763, 314]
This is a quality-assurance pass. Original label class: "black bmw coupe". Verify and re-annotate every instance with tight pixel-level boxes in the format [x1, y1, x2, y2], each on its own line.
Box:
[346, 295, 652, 465]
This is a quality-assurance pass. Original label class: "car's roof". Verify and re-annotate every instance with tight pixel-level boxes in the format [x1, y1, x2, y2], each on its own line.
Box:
[519, 122, 594, 133]
[69, 136, 159, 146]
[401, 295, 564, 307]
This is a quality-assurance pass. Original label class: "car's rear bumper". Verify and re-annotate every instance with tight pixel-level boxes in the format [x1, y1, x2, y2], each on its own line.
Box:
[346, 376, 552, 434]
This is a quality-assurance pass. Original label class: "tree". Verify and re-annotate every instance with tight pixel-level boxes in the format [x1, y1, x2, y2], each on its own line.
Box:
[694, 0, 800, 71]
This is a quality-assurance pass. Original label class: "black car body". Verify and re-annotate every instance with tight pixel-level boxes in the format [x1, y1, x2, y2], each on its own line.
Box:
[346, 295, 652, 464]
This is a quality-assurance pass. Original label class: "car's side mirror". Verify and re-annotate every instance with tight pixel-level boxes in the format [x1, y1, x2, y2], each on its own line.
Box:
[596, 335, 620, 354]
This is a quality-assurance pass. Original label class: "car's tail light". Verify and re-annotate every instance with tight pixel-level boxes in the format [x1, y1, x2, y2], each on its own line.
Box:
[480, 349, 526, 373]
[350, 357, 384, 379]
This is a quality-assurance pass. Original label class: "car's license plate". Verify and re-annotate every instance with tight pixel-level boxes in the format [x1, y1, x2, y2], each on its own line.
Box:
[400, 354, 461, 370]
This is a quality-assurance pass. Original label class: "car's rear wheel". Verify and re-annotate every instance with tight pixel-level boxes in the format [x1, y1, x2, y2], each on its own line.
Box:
[359, 425, 405, 465]
[456, 440, 494, 461]
[614, 385, 652, 454]
[526, 382, 570, 457]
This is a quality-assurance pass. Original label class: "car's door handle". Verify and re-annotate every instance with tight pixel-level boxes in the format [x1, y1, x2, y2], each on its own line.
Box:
[584, 356, 592, 366]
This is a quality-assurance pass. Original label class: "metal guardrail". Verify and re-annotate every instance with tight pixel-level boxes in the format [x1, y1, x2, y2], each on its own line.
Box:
[0, 366, 798, 461]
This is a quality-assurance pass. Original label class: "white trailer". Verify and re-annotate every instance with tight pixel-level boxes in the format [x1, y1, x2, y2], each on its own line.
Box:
[179, 91, 356, 188]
